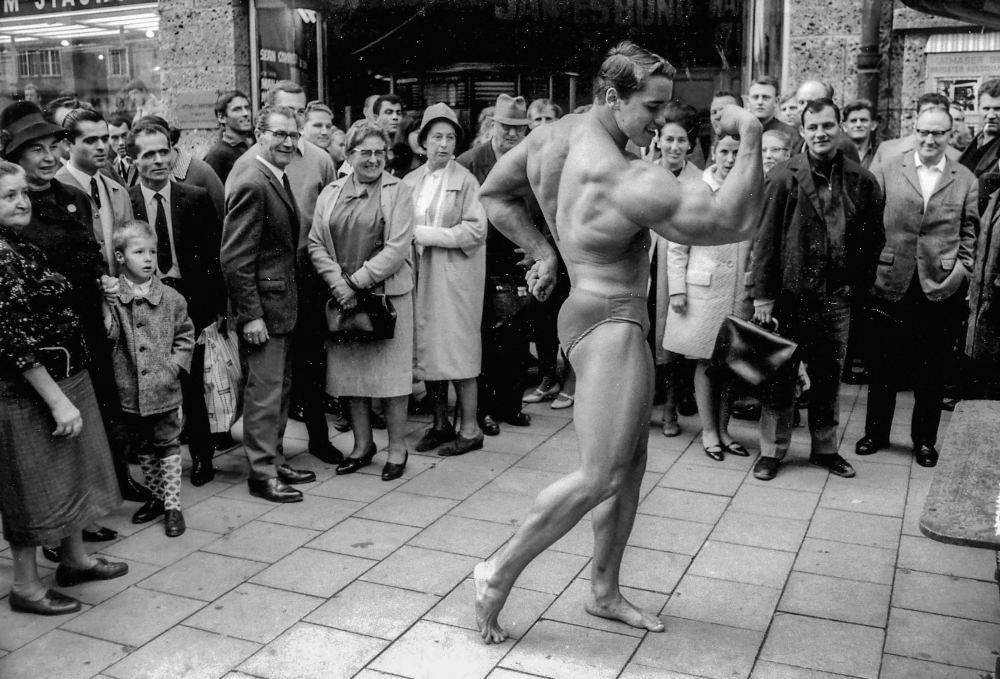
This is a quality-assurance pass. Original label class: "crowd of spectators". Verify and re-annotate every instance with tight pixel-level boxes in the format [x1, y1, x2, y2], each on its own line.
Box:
[1, 67, 999, 616]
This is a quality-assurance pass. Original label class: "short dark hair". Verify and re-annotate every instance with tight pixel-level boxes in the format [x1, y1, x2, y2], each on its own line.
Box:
[712, 90, 742, 106]
[749, 75, 780, 95]
[62, 107, 105, 142]
[800, 97, 840, 125]
[215, 90, 250, 119]
[263, 81, 304, 108]
[373, 94, 402, 116]
[125, 122, 171, 159]
[980, 79, 1000, 101]
[842, 98, 876, 120]
[44, 96, 87, 124]
[134, 115, 181, 145]
[917, 106, 953, 126]
[916, 92, 950, 113]
[107, 112, 132, 130]
[593, 41, 675, 102]
[255, 105, 297, 133]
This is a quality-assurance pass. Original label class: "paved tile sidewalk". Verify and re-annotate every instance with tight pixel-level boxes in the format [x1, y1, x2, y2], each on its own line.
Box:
[0, 384, 997, 678]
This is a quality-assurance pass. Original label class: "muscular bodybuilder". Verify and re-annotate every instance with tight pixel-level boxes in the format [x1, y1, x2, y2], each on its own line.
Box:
[473, 42, 764, 643]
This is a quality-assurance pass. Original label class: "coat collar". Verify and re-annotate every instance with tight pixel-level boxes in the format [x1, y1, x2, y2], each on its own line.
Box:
[253, 158, 296, 215]
[407, 159, 466, 191]
[116, 275, 163, 305]
[898, 151, 960, 200]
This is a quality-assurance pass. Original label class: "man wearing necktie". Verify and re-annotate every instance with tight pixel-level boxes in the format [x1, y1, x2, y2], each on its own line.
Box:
[857, 107, 979, 468]
[109, 113, 139, 188]
[220, 105, 315, 503]
[55, 108, 134, 273]
[127, 121, 227, 487]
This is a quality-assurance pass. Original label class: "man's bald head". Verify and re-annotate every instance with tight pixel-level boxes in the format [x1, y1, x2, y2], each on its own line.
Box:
[796, 80, 834, 108]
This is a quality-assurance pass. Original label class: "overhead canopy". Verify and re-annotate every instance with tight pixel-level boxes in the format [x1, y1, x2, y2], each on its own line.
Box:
[900, 0, 1000, 30]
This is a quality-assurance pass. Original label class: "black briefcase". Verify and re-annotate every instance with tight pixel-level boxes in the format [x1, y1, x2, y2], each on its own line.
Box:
[711, 315, 800, 388]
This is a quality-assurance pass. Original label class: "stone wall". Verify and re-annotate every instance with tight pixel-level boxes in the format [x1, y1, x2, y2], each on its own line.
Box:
[156, 0, 251, 158]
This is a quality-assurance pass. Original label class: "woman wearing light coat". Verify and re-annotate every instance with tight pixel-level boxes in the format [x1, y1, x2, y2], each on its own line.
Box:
[663, 134, 753, 461]
[403, 103, 488, 457]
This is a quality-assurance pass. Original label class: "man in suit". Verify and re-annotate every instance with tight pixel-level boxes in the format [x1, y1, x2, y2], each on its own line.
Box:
[127, 121, 228, 487]
[752, 98, 885, 482]
[220, 105, 316, 503]
[960, 78, 1000, 178]
[108, 113, 138, 187]
[457, 93, 535, 436]
[869, 92, 959, 174]
[857, 107, 978, 467]
[56, 108, 135, 273]
[227, 80, 343, 463]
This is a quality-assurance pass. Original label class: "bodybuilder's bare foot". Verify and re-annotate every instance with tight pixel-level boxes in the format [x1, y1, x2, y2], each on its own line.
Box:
[474, 561, 510, 644]
[585, 592, 665, 632]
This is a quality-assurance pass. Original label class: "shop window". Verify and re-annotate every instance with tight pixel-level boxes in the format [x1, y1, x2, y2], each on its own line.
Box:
[108, 49, 129, 78]
[17, 49, 60, 78]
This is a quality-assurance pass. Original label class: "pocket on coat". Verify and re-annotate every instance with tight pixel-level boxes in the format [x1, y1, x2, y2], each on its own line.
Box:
[686, 269, 713, 286]
[940, 257, 956, 271]
[879, 250, 895, 265]
[257, 278, 288, 292]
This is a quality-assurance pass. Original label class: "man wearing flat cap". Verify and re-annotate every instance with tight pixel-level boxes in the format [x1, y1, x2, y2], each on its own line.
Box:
[457, 94, 534, 435]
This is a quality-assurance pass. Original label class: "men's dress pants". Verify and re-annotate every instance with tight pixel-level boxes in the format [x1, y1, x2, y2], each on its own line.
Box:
[291, 280, 331, 446]
[865, 275, 966, 447]
[479, 306, 532, 420]
[240, 333, 294, 481]
[180, 341, 213, 461]
[759, 294, 851, 460]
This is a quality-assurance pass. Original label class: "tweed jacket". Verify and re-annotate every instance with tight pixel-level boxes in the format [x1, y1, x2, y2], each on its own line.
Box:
[869, 152, 978, 303]
[308, 171, 415, 296]
[220, 157, 300, 335]
[107, 276, 195, 416]
[967, 189, 1000, 362]
[54, 164, 134, 273]
[752, 151, 885, 308]
[868, 134, 961, 176]
[129, 180, 226, 331]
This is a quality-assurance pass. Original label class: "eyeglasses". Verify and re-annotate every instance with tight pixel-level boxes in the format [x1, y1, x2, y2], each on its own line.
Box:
[353, 148, 386, 159]
[263, 129, 301, 143]
[915, 129, 949, 139]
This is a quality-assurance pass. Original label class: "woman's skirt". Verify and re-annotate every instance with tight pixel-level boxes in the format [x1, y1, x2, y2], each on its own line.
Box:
[0, 370, 122, 546]
[326, 290, 414, 398]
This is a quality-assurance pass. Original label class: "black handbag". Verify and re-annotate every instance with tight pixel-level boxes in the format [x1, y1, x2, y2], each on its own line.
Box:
[711, 315, 800, 387]
[488, 273, 531, 329]
[325, 292, 396, 343]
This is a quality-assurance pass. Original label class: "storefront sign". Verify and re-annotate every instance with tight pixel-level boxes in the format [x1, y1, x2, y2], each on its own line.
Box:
[173, 90, 219, 130]
[0, 0, 149, 19]
[926, 51, 1000, 77]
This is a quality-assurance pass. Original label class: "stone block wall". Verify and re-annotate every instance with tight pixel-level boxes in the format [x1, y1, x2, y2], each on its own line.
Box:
[785, 0, 865, 107]
[156, 0, 251, 158]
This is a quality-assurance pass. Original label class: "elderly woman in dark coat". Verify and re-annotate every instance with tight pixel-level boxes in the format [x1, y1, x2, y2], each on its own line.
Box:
[0, 161, 128, 615]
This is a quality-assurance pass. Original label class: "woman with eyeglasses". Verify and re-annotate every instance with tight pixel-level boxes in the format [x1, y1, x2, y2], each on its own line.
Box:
[403, 103, 487, 457]
[309, 123, 415, 481]
[0, 159, 128, 615]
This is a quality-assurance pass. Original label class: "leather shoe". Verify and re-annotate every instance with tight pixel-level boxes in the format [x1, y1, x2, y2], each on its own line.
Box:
[855, 435, 889, 456]
[289, 404, 307, 422]
[131, 498, 165, 524]
[336, 443, 377, 475]
[479, 415, 501, 436]
[55, 557, 129, 587]
[437, 433, 485, 457]
[704, 444, 725, 462]
[753, 457, 780, 481]
[810, 453, 856, 478]
[121, 476, 154, 503]
[190, 456, 216, 487]
[276, 464, 316, 485]
[9, 589, 81, 615]
[248, 477, 303, 503]
[308, 441, 344, 465]
[164, 509, 186, 537]
[82, 526, 117, 542]
[381, 450, 408, 481]
[914, 443, 939, 468]
[41, 545, 62, 563]
[415, 426, 456, 452]
[500, 411, 531, 427]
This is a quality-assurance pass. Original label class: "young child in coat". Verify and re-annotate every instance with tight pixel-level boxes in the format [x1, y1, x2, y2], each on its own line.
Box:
[104, 221, 194, 537]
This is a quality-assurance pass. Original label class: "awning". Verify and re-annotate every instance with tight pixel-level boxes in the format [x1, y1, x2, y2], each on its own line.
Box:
[901, 0, 1000, 30]
[925, 32, 1000, 53]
